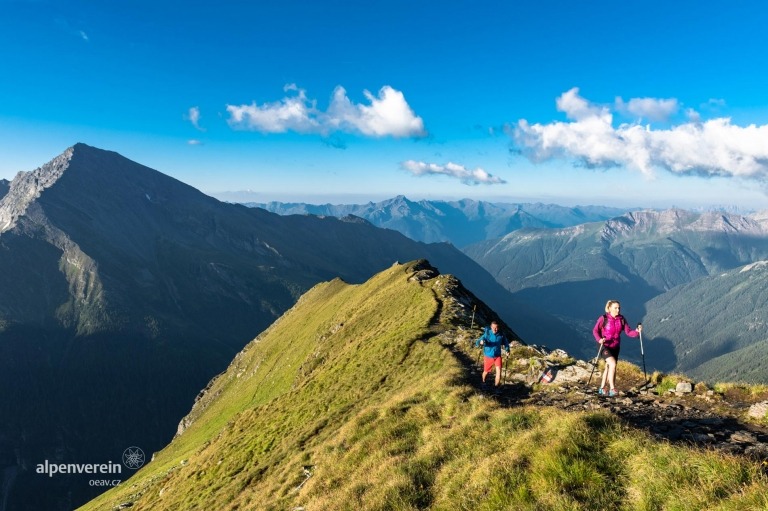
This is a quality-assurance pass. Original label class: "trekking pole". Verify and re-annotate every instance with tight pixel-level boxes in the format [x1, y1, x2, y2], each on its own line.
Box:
[503, 351, 509, 385]
[638, 323, 648, 393]
[470, 305, 476, 330]
[587, 342, 602, 387]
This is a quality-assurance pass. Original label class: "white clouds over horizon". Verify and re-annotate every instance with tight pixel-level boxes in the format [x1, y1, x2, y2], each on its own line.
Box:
[226, 85, 426, 139]
[514, 88, 768, 180]
[401, 160, 507, 185]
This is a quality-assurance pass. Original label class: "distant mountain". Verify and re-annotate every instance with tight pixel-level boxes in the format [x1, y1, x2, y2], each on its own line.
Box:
[642, 261, 768, 383]
[0, 144, 577, 510]
[464, 209, 768, 362]
[248, 195, 633, 247]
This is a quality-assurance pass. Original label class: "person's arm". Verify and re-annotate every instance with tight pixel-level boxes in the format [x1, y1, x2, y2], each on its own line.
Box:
[592, 317, 604, 343]
[624, 319, 640, 338]
[475, 329, 487, 347]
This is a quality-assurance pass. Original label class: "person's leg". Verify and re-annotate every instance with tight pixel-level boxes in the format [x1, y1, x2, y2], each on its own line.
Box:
[599, 356, 608, 392]
[606, 356, 617, 391]
[494, 359, 502, 386]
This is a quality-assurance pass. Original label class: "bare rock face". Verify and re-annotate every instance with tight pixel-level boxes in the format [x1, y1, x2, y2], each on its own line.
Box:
[0, 146, 73, 232]
[601, 209, 768, 242]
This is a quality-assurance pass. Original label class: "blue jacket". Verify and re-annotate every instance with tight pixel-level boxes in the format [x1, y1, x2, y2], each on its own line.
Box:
[475, 327, 509, 358]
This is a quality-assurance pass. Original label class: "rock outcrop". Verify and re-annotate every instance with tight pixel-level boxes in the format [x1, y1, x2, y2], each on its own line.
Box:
[0, 146, 72, 232]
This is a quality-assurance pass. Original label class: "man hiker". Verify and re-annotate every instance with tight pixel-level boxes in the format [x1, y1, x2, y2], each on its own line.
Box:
[475, 320, 510, 389]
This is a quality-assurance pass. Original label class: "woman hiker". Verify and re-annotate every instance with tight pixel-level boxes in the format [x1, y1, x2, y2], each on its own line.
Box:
[592, 300, 642, 396]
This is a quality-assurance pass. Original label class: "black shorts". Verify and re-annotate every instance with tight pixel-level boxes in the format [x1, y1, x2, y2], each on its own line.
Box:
[601, 345, 620, 360]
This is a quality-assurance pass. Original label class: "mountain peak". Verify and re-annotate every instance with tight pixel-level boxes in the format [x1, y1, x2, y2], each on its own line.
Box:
[0, 144, 75, 232]
[600, 208, 766, 242]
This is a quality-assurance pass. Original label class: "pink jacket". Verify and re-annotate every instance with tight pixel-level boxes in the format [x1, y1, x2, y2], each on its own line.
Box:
[592, 314, 638, 349]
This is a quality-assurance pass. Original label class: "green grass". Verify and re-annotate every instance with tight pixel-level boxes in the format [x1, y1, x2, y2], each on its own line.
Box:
[80, 261, 768, 511]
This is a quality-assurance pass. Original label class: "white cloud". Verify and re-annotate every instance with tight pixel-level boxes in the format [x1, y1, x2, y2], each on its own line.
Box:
[400, 160, 506, 185]
[615, 96, 679, 122]
[514, 88, 768, 180]
[79, 30, 89, 41]
[186, 106, 205, 131]
[557, 87, 608, 121]
[226, 87, 320, 134]
[188, 139, 203, 146]
[226, 85, 426, 138]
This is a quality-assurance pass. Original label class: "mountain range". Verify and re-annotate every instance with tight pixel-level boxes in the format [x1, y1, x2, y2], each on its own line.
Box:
[249, 197, 768, 382]
[249, 196, 632, 247]
[250, 195, 768, 384]
[463, 209, 768, 373]
[0, 144, 567, 510]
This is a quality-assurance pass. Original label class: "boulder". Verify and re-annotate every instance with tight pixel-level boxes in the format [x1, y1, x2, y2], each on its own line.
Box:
[748, 401, 768, 420]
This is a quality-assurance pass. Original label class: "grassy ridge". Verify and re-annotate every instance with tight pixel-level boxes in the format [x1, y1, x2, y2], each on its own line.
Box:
[81, 261, 768, 510]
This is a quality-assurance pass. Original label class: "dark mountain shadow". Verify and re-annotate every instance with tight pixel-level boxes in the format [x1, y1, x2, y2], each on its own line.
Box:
[0, 324, 227, 511]
[512, 278, 659, 322]
[635, 336, 678, 373]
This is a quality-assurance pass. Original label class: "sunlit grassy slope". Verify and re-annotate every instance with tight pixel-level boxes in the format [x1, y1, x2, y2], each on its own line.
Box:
[81, 260, 768, 511]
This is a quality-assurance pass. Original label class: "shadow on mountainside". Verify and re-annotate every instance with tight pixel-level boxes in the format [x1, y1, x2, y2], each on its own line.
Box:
[623, 335, 677, 374]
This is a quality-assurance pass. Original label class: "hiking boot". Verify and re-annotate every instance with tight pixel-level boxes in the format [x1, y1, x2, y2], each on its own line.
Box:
[598, 388, 606, 395]
[608, 389, 617, 397]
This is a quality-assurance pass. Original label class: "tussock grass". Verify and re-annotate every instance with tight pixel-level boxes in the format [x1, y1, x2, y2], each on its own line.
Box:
[713, 382, 768, 402]
[80, 262, 768, 511]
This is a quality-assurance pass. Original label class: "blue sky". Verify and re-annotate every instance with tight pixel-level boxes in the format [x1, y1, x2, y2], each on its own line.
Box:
[2, 0, 768, 209]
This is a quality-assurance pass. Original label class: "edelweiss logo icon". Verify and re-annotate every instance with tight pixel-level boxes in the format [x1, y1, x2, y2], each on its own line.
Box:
[122, 447, 145, 470]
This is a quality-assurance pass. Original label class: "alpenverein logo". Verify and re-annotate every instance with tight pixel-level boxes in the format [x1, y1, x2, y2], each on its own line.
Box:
[122, 447, 145, 470]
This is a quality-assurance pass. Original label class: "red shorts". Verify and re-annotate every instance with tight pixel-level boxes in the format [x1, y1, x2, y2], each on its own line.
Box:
[483, 356, 502, 372]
